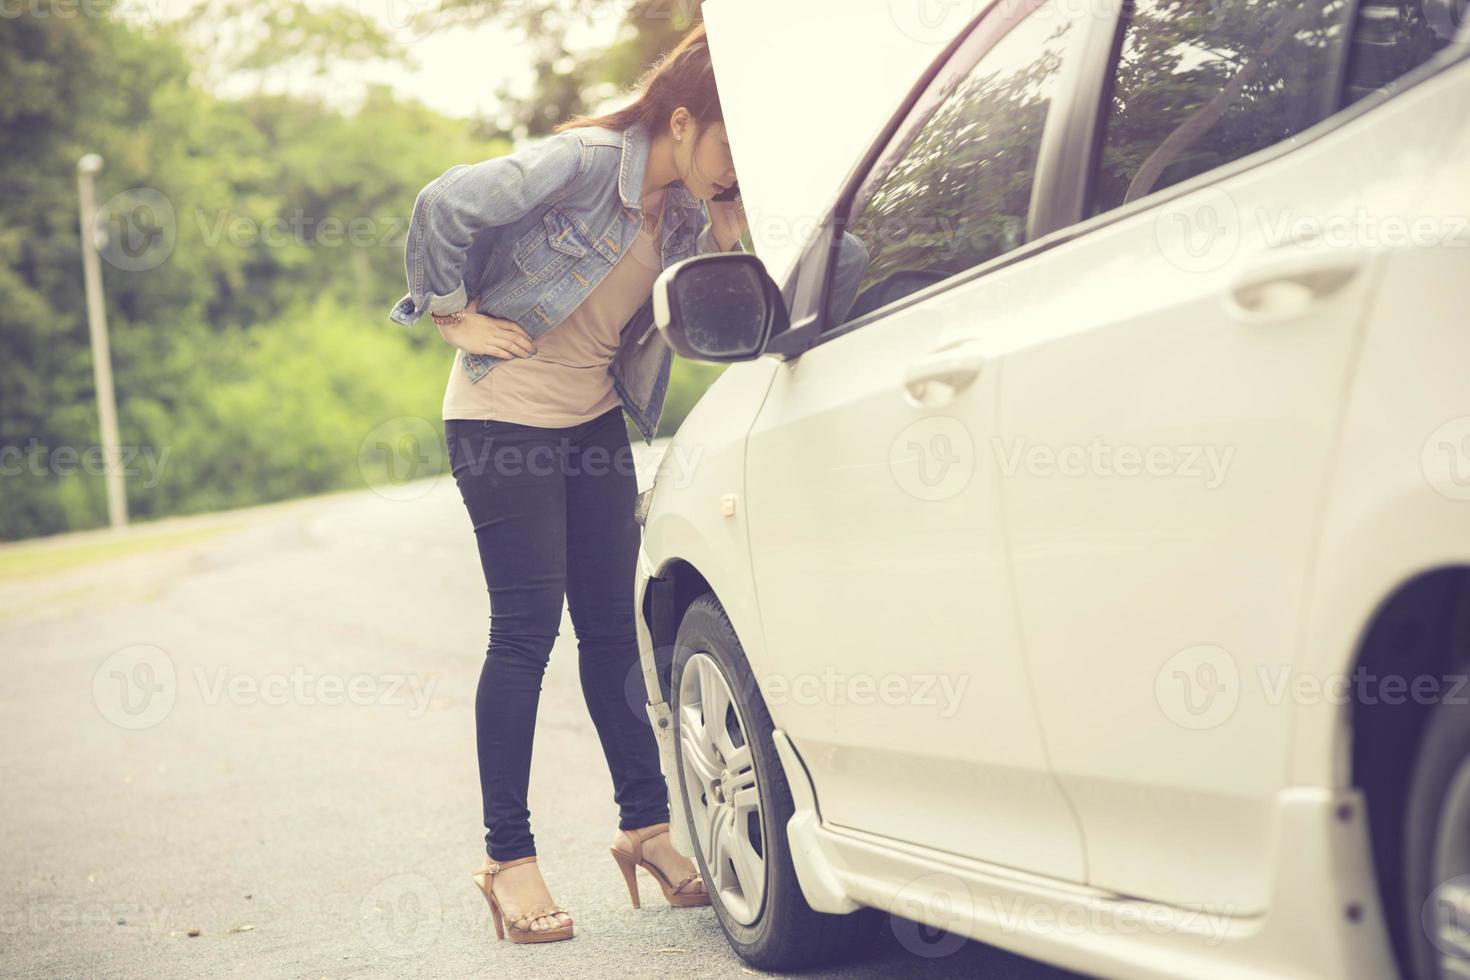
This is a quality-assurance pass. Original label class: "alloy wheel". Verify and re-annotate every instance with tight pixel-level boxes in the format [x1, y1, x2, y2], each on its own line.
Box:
[678, 650, 767, 925]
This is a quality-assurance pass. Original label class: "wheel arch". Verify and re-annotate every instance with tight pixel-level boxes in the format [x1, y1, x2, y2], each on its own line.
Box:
[642, 557, 716, 705]
[1347, 565, 1470, 975]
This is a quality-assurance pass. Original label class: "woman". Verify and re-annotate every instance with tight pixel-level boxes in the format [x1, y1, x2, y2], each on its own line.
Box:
[390, 24, 746, 944]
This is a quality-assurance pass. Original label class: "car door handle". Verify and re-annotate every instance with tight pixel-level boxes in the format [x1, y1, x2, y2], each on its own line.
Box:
[902, 341, 986, 408]
[1227, 252, 1363, 321]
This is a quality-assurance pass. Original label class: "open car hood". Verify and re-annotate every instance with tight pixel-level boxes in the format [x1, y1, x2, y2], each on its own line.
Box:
[703, 0, 979, 285]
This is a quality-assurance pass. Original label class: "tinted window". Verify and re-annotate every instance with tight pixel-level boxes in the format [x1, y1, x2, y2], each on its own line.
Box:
[831, 1, 1073, 330]
[1093, 0, 1352, 214]
[1343, 0, 1459, 104]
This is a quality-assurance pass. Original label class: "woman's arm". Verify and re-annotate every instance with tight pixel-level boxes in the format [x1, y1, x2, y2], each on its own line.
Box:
[398, 130, 588, 326]
[700, 195, 748, 253]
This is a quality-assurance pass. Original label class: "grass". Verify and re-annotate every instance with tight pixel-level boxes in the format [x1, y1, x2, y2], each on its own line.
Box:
[0, 523, 243, 583]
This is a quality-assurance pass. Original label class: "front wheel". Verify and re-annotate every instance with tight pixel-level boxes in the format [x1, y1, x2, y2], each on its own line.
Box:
[1403, 694, 1470, 979]
[671, 592, 878, 970]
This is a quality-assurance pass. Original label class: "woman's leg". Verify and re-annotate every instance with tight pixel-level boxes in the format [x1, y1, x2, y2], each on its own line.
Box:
[562, 407, 671, 831]
[446, 417, 569, 862]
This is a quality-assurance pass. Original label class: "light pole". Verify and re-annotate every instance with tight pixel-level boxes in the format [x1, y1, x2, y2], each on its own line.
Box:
[76, 153, 128, 529]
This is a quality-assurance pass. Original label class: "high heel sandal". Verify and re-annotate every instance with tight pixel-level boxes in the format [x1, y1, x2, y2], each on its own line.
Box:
[610, 822, 711, 909]
[470, 855, 574, 943]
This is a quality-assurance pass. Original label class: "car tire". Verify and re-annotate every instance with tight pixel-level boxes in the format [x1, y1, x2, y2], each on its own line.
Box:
[671, 591, 879, 970]
[1402, 691, 1470, 979]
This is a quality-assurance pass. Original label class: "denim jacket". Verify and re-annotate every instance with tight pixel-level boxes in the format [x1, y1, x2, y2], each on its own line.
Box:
[388, 117, 741, 444]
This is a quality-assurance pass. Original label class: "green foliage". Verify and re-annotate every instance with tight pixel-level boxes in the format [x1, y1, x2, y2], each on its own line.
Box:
[1094, 0, 1352, 212]
[845, 14, 1072, 306]
[0, 8, 721, 541]
[433, 0, 705, 138]
[133, 296, 451, 518]
[0, 9, 492, 539]
[657, 358, 726, 440]
[176, 0, 402, 84]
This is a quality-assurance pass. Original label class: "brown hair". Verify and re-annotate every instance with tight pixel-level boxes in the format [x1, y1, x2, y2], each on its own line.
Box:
[554, 22, 723, 136]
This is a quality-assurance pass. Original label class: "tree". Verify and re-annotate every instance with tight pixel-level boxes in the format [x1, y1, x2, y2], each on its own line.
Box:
[430, 0, 704, 138]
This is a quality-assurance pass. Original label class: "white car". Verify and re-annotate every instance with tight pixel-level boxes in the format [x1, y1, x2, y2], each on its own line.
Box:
[633, 1, 1470, 977]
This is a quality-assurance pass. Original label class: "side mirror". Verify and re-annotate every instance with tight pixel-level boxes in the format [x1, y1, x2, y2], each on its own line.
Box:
[652, 253, 788, 362]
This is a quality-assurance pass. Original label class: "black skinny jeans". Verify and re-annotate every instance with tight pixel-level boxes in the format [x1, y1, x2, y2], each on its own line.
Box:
[445, 405, 669, 862]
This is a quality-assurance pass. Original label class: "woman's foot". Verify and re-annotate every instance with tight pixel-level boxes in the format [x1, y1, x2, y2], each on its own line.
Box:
[636, 827, 699, 887]
[614, 822, 708, 904]
[485, 858, 572, 933]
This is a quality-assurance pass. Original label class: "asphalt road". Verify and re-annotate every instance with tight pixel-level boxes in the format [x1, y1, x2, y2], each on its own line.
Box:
[0, 441, 1079, 980]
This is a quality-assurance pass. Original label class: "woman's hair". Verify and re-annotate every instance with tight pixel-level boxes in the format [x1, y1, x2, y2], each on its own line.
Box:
[554, 22, 723, 135]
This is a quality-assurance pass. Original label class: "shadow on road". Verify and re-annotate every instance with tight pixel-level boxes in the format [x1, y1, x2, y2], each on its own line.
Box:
[802, 914, 1084, 979]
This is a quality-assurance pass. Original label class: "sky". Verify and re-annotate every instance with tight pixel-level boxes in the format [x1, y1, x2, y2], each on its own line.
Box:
[129, 0, 625, 120]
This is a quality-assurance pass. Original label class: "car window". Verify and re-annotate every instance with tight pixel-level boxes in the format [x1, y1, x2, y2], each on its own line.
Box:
[1342, 0, 1460, 104]
[827, 0, 1074, 331]
[1091, 0, 1353, 215]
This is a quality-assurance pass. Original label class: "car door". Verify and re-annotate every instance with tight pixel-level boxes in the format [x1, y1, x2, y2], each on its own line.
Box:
[741, 0, 1089, 881]
[976, 0, 1450, 913]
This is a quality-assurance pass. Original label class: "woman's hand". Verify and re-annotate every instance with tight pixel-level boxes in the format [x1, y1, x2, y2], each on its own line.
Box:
[707, 194, 748, 252]
[435, 298, 537, 359]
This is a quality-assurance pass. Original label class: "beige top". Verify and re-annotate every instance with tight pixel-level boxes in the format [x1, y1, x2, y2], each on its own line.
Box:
[442, 188, 668, 426]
